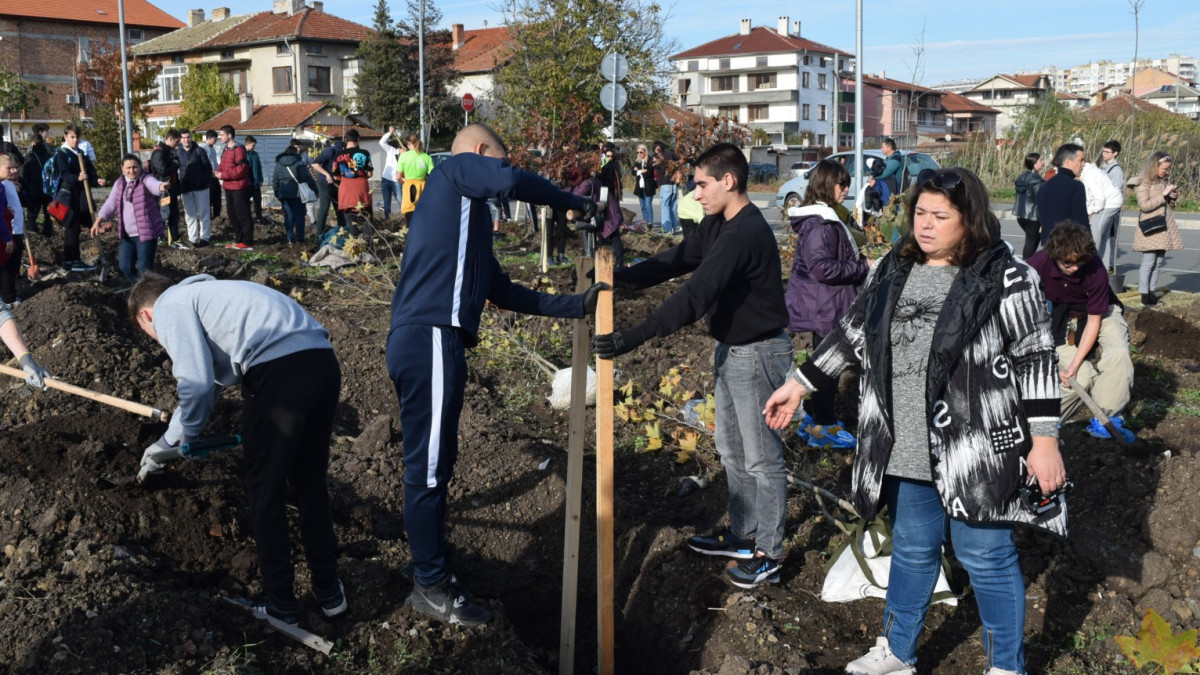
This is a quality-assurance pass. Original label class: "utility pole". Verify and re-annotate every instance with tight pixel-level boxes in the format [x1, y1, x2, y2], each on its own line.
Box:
[117, 0, 134, 153]
[418, 0, 426, 148]
[853, 0, 863, 198]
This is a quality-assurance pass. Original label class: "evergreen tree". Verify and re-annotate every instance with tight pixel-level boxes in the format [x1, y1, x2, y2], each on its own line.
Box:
[87, 104, 124, 183]
[355, 0, 412, 130]
[176, 63, 236, 130]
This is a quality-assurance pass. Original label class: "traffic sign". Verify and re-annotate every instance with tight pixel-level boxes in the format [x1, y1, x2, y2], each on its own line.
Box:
[600, 83, 627, 112]
[600, 53, 629, 81]
[461, 93, 475, 112]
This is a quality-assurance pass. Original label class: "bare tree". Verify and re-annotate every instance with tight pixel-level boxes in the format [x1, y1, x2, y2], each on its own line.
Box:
[901, 21, 926, 149]
[1127, 0, 1146, 131]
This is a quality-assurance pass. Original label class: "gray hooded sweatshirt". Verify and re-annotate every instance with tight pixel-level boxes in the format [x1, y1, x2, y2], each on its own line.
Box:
[153, 274, 332, 444]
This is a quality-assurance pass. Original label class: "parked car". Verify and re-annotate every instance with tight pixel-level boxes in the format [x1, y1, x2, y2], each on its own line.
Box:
[430, 151, 452, 169]
[774, 150, 940, 211]
[748, 162, 780, 183]
[789, 160, 816, 179]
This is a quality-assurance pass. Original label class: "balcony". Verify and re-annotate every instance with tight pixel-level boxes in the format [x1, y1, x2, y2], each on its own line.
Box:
[699, 89, 798, 106]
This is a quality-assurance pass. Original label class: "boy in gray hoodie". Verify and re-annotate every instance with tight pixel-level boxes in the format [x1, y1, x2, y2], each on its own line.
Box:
[129, 273, 345, 625]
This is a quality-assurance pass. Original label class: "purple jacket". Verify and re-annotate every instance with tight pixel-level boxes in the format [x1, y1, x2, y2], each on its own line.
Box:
[97, 174, 165, 243]
[785, 204, 869, 335]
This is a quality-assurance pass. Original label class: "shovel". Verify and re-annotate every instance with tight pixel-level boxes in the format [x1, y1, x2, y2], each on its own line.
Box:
[0, 363, 168, 420]
[1065, 373, 1133, 445]
[25, 242, 38, 281]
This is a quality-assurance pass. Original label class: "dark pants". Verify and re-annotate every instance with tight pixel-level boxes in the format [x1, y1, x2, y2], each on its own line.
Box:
[282, 198, 305, 243]
[64, 204, 87, 263]
[117, 237, 158, 284]
[1017, 218, 1040, 259]
[242, 348, 341, 604]
[806, 332, 839, 424]
[599, 230, 624, 267]
[249, 185, 263, 221]
[0, 234, 24, 303]
[315, 180, 345, 237]
[387, 324, 467, 588]
[161, 191, 180, 242]
[225, 188, 254, 246]
[550, 210, 575, 256]
[27, 196, 50, 236]
[209, 181, 222, 220]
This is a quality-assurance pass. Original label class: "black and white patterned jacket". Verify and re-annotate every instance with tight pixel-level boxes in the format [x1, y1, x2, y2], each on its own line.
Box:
[798, 241, 1066, 536]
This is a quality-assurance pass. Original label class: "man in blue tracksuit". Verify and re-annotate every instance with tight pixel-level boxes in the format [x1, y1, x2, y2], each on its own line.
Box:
[387, 124, 602, 626]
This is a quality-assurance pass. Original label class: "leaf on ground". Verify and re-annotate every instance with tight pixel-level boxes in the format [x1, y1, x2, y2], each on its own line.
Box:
[1114, 609, 1200, 672]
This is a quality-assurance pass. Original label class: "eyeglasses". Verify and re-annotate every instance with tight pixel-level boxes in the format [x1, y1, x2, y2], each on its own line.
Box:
[838, 179, 851, 188]
[917, 168, 963, 192]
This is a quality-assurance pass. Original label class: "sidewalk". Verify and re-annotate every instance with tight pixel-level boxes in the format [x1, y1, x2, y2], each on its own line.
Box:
[991, 202, 1200, 229]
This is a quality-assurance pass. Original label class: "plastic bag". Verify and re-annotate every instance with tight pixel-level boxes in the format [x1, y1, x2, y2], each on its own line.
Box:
[547, 366, 597, 409]
[821, 515, 957, 606]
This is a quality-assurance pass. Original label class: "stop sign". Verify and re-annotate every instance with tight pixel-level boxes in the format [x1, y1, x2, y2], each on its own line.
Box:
[461, 93, 475, 112]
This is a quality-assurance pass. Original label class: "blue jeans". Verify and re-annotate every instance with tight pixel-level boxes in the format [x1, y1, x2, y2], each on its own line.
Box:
[713, 332, 793, 558]
[881, 477, 1026, 673]
[659, 184, 679, 233]
[282, 198, 305, 243]
[117, 237, 158, 283]
[381, 179, 400, 220]
[638, 194, 654, 224]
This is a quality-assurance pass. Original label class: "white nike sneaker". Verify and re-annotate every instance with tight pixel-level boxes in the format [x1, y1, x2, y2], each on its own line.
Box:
[405, 579, 491, 626]
[845, 636, 916, 675]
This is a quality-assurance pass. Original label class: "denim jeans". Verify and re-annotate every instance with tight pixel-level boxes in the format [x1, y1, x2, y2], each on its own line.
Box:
[638, 194, 654, 224]
[659, 184, 679, 233]
[281, 198, 305, 243]
[381, 179, 400, 220]
[1138, 250, 1165, 293]
[881, 477, 1026, 673]
[1091, 207, 1121, 270]
[117, 237, 158, 284]
[713, 332, 793, 558]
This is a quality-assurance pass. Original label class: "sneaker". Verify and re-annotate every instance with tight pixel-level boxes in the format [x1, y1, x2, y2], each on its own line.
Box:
[313, 579, 347, 618]
[725, 550, 782, 588]
[172, 240, 192, 250]
[249, 596, 299, 625]
[405, 579, 491, 626]
[686, 527, 756, 559]
[805, 421, 857, 449]
[984, 669, 1020, 675]
[65, 260, 96, 272]
[197, 239, 210, 248]
[225, 242, 238, 249]
[1086, 415, 1136, 443]
[231, 242, 254, 251]
[845, 637, 915, 675]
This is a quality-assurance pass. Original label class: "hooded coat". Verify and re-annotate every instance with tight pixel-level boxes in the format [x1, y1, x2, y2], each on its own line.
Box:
[785, 203, 869, 335]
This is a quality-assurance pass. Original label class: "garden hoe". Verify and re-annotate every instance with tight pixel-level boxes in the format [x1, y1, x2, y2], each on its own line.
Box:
[0, 363, 168, 421]
[136, 435, 243, 483]
[1065, 373, 1133, 445]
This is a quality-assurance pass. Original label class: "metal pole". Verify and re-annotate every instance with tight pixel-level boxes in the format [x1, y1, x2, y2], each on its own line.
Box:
[117, 0, 134, 152]
[609, 52, 616, 144]
[853, 0, 863, 198]
[418, 0, 426, 148]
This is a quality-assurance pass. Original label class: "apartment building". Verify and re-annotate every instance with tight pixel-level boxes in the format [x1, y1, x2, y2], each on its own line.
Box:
[962, 74, 1053, 138]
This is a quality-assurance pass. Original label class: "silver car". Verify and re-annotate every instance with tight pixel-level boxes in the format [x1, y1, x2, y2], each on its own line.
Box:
[774, 150, 940, 210]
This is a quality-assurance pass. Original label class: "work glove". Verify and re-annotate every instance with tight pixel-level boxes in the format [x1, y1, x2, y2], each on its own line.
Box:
[18, 353, 50, 391]
[577, 199, 597, 223]
[592, 327, 646, 359]
[138, 436, 182, 481]
[582, 282, 610, 314]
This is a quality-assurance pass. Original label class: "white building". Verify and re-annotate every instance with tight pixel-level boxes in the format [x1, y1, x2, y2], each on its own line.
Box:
[1037, 54, 1198, 96]
[962, 73, 1053, 138]
[669, 17, 854, 147]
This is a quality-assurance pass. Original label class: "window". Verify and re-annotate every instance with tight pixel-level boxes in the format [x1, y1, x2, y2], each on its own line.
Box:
[756, 56, 768, 68]
[221, 49, 235, 59]
[802, 103, 810, 120]
[711, 75, 736, 92]
[305, 43, 324, 55]
[308, 65, 331, 94]
[220, 69, 247, 94]
[747, 104, 769, 121]
[277, 43, 290, 55]
[753, 73, 776, 90]
[171, 54, 185, 64]
[273, 66, 293, 94]
[802, 72, 810, 88]
[77, 37, 91, 63]
[839, 59, 846, 71]
[818, 104, 827, 121]
[153, 64, 187, 104]
[342, 58, 359, 98]
[717, 105, 739, 121]
[818, 73, 828, 89]
[803, 55, 812, 66]
[718, 58, 730, 70]
[127, 28, 145, 43]
[678, 79, 691, 95]
[687, 60, 698, 72]
[817, 134, 826, 147]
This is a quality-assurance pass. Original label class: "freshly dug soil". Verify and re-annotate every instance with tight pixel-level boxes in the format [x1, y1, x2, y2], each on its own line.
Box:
[1, 221, 1198, 674]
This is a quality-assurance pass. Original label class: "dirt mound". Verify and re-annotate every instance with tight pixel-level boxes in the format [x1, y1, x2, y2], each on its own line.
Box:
[1, 228, 1198, 673]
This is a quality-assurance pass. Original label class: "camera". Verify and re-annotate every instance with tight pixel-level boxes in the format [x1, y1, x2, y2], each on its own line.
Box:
[1018, 479, 1074, 516]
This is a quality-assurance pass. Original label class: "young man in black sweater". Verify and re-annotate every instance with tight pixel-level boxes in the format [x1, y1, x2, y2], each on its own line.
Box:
[593, 142, 793, 589]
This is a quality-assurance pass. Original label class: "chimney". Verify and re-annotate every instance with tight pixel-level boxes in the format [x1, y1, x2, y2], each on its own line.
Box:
[187, 9, 205, 26]
[739, 19, 751, 35]
[211, 7, 230, 20]
[777, 16, 789, 36]
[312, 1, 323, 11]
[274, 0, 305, 14]
[239, 92, 254, 124]
[793, 20, 801, 37]
[452, 23, 464, 50]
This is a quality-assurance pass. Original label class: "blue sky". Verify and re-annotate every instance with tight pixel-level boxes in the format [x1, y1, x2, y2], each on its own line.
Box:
[176, 1, 1198, 84]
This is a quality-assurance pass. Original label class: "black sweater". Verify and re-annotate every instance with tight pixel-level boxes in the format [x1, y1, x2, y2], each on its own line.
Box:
[1036, 168, 1089, 244]
[615, 202, 788, 345]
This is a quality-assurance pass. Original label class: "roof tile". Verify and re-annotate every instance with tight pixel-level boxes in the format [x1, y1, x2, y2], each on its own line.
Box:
[195, 101, 329, 132]
[671, 26, 852, 60]
[202, 8, 371, 48]
[1086, 94, 1162, 120]
[453, 26, 512, 74]
[132, 13, 255, 55]
[0, 0, 183, 29]
[940, 91, 1000, 114]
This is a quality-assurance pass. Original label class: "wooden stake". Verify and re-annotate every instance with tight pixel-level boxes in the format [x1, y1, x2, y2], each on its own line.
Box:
[558, 255, 594, 675]
[0, 364, 169, 421]
[223, 597, 334, 654]
[541, 206, 550, 273]
[594, 247, 615, 675]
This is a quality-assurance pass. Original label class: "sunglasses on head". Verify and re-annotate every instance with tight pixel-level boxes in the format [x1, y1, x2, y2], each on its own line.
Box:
[917, 168, 963, 192]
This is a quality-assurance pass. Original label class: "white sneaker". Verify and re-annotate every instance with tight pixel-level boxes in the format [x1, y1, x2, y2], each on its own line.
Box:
[845, 636, 916, 675]
[984, 669, 1020, 675]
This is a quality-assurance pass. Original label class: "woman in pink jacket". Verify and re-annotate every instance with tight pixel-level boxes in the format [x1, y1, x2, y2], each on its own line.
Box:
[91, 154, 167, 283]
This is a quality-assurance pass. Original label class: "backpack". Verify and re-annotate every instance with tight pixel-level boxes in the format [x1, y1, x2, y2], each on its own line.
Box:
[42, 149, 65, 198]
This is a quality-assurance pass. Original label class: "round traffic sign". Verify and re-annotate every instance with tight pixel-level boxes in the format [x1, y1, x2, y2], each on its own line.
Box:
[461, 93, 475, 111]
[600, 53, 629, 81]
[599, 83, 627, 112]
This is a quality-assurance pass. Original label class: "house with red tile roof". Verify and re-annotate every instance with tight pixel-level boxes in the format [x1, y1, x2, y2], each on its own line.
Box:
[962, 73, 1053, 137]
[0, 0, 183, 142]
[445, 23, 512, 120]
[939, 91, 1000, 136]
[844, 74, 946, 149]
[132, 0, 371, 143]
[669, 16, 854, 148]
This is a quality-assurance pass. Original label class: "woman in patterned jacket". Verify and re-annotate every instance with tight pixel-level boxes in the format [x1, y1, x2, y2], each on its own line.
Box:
[765, 167, 1066, 675]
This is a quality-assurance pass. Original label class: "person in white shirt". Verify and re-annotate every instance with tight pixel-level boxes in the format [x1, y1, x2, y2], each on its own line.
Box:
[77, 138, 96, 162]
[0, 153, 25, 304]
[378, 126, 403, 221]
[1080, 161, 1124, 273]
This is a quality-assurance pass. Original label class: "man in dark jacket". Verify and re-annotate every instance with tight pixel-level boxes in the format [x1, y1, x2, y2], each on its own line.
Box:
[150, 129, 184, 248]
[213, 125, 253, 250]
[593, 142, 793, 590]
[310, 135, 349, 237]
[53, 123, 107, 271]
[204, 130, 222, 221]
[1036, 143, 1089, 245]
[176, 129, 212, 247]
[20, 124, 53, 236]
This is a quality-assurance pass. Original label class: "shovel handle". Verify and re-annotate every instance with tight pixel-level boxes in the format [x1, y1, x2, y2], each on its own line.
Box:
[0, 363, 169, 421]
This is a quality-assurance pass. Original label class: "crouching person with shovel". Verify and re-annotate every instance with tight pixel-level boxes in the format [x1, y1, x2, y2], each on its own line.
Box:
[129, 272, 346, 625]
